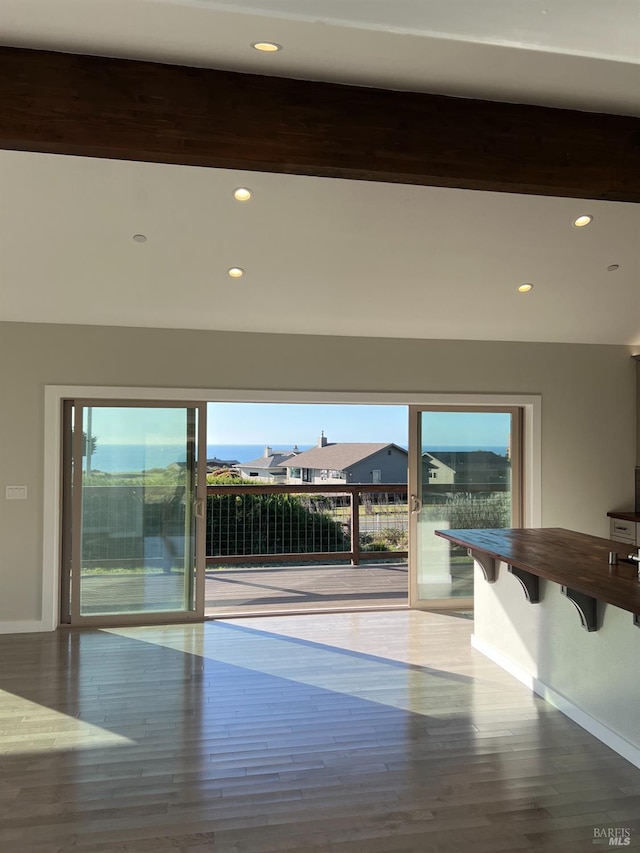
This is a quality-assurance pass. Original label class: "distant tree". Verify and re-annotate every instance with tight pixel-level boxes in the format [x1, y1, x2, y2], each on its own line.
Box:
[82, 431, 97, 457]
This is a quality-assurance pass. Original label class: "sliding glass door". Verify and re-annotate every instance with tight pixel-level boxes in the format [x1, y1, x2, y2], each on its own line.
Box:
[63, 401, 206, 625]
[408, 406, 522, 610]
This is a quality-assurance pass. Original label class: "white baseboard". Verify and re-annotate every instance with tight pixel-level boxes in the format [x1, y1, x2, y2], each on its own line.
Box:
[471, 633, 640, 771]
[0, 620, 45, 635]
[471, 634, 536, 689]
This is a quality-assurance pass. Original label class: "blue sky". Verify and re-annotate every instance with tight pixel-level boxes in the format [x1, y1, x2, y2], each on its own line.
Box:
[85, 406, 188, 445]
[207, 403, 511, 449]
[420, 411, 511, 452]
[83, 403, 511, 450]
[207, 403, 408, 445]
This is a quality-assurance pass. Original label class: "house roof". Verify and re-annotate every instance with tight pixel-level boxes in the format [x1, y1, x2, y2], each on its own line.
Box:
[207, 456, 240, 468]
[429, 450, 510, 483]
[431, 450, 509, 468]
[286, 443, 405, 471]
[423, 452, 455, 474]
[238, 452, 299, 470]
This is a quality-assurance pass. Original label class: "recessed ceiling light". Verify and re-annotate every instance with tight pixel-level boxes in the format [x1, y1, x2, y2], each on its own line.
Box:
[228, 267, 245, 278]
[132, 234, 147, 243]
[251, 41, 282, 52]
[573, 214, 593, 227]
[233, 187, 252, 201]
[518, 283, 534, 293]
[607, 264, 620, 272]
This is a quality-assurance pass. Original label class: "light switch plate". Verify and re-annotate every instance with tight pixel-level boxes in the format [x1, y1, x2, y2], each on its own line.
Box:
[5, 485, 27, 500]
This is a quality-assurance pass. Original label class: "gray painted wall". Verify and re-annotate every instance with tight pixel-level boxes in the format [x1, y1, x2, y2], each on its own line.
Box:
[0, 321, 636, 634]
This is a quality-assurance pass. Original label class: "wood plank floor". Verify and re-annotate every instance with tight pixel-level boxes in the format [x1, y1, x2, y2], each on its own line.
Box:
[1, 611, 639, 852]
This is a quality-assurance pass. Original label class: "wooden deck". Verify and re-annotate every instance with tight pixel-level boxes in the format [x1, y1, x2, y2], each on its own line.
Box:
[78, 560, 476, 617]
[205, 562, 409, 616]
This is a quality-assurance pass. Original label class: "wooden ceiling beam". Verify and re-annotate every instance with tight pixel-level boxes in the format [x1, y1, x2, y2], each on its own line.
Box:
[2, 46, 640, 201]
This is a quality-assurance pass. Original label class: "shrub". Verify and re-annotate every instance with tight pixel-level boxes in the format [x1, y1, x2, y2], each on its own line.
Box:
[360, 527, 408, 552]
[207, 489, 350, 556]
[445, 493, 510, 529]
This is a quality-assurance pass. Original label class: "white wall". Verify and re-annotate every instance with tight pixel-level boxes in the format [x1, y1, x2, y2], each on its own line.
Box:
[0, 322, 636, 632]
[474, 566, 640, 766]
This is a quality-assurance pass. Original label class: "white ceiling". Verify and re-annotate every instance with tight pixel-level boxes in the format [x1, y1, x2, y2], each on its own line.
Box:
[4, 0, 640, 113]
[1, 0, 640, 344]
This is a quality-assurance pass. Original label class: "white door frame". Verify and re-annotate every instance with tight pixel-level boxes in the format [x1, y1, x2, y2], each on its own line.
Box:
[43, 386, 541, 630]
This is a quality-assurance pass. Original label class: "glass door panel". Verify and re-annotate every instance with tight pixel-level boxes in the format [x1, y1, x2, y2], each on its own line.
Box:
[409, 407, 521, 609]
[69, 403, 205, 623]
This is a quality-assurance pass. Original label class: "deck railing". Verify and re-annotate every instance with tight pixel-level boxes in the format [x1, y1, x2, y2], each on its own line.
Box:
[205, 483, 409, 567]
[79, 481, 509, 571]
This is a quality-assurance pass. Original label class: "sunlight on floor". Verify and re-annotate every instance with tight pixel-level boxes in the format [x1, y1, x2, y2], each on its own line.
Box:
[105, 611, 531, 719]
[0, 691, 135, 755]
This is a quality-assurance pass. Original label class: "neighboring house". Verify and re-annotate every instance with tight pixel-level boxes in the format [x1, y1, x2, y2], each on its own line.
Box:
[422, 452, 456, 484]
[236, 446, 301, 483]
[429, 450, 511, 486]
[285, 435, 408, 484]
[206, 456, 239, 473]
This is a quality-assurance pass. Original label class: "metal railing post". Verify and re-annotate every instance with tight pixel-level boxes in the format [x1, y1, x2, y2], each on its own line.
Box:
[350, 488, 360, 566]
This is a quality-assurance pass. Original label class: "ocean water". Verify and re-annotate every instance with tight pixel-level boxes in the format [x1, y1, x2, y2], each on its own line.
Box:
[88, 444, 187, 473]
[88, 443, 506, 473]
[207, 444, 313, 465]
[87, 444, 315, 472]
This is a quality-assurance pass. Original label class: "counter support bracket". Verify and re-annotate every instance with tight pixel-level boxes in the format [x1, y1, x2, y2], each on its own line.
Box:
[561, 586, 598, 632]
[508, 567, 540, 603]
[468, 549, 497, 583]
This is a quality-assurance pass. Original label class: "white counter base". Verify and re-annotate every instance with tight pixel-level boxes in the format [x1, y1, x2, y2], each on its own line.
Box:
[471, 632, 640, 771]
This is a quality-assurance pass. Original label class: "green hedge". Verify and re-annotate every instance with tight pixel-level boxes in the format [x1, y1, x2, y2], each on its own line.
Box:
[206, 492, 350, 556]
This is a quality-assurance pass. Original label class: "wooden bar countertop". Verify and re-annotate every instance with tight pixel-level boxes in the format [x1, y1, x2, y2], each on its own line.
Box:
[607, 510, 640, 523]
[435, 527, 640, 617]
